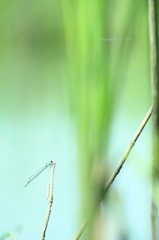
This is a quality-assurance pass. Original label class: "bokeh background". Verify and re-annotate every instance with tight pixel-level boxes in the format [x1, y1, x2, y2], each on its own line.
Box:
[0, 1, 152, 240]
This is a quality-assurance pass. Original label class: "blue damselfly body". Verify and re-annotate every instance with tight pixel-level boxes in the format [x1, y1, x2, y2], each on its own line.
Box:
[25, 161, 53, 187]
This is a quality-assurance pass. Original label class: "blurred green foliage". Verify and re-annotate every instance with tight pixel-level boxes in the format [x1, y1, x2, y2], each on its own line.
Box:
[0, 0, 151, 239]
[0, 0, 64, 118]
[59, 0, 150, 238]
[0, 232, 15, 240]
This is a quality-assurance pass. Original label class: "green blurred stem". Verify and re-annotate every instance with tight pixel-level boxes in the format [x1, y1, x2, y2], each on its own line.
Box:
[73, 105, 153, 240]
[148, 0, 159, 239]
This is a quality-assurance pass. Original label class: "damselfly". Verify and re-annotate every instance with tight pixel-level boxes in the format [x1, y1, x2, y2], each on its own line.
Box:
[25, 161, 53, 187]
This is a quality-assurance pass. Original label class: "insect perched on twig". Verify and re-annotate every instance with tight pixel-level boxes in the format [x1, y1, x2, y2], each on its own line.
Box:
[25, 161, 53, 187]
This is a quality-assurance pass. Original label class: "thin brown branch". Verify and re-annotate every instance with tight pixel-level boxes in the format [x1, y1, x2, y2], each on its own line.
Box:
[41, 162, 56, 240]
[103, 105, 153, 196]
[74, 106, 153, 240]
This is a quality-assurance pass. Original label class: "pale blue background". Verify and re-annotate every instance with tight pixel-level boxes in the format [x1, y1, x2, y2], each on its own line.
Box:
[0, 105, 152, 240]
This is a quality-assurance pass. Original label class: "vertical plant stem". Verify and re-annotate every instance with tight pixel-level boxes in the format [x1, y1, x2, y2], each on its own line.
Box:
[148, 0, 159, 239]
[40, 163, 56, 240]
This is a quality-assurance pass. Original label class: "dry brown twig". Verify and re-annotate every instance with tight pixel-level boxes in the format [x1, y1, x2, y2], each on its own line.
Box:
[73, 105, 153, 240]
[41, 162, 56, 240]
